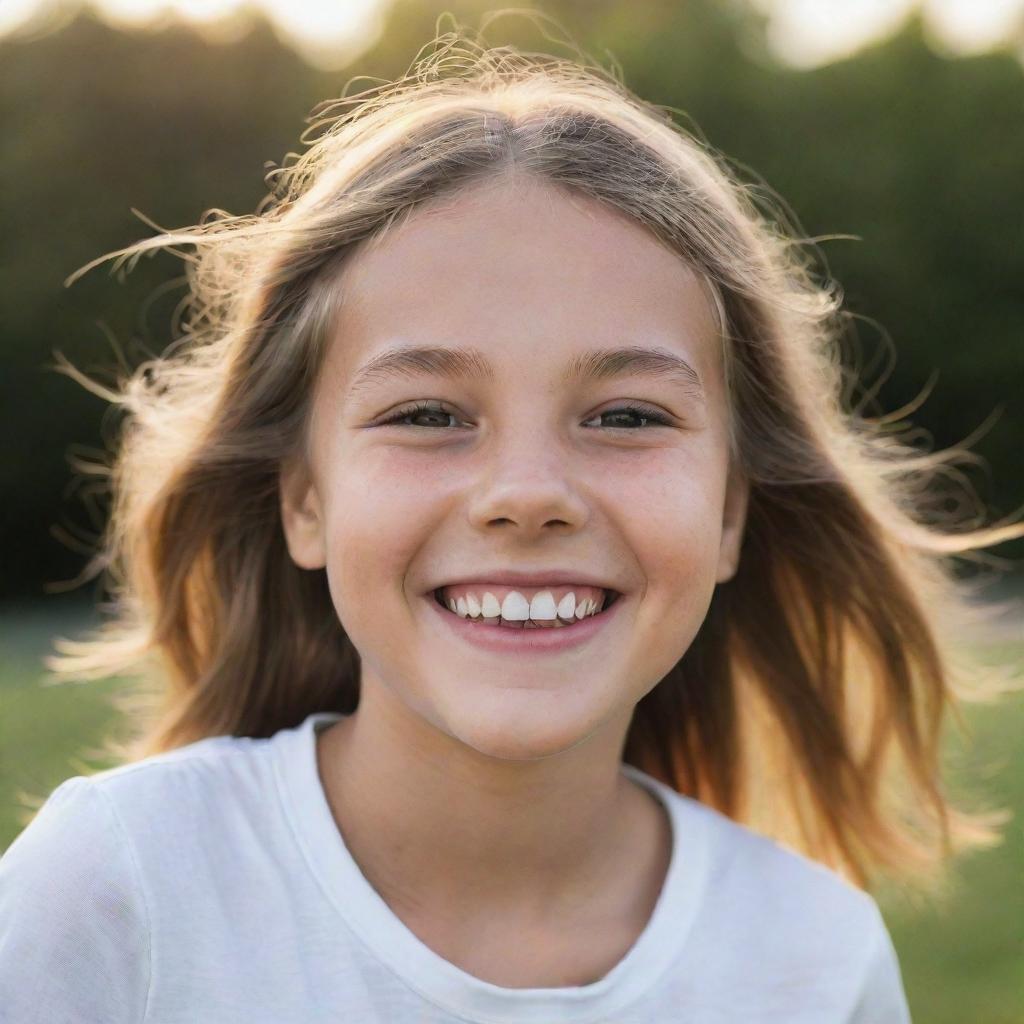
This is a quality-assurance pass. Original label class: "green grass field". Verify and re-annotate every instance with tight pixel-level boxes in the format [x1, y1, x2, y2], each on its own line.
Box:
[1, 596, 1021, 1023]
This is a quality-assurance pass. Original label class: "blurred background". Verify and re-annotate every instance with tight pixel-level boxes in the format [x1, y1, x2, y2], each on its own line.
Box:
[1, 1, 1022, 1020]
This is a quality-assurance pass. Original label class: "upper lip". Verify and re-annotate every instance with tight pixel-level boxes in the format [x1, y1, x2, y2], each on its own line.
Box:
[430, 571, 623, 594]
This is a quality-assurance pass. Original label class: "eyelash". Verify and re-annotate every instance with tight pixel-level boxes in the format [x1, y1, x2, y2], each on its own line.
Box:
[376, 401, 674, 431]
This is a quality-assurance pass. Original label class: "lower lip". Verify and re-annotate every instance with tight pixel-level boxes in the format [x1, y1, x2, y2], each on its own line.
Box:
[425, 591, 626, 655]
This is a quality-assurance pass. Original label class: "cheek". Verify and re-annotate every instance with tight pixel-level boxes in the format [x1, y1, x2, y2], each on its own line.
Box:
[319, 456, 438, 623]
[603, 452, 726, 672]
[602, 450, 725, 568]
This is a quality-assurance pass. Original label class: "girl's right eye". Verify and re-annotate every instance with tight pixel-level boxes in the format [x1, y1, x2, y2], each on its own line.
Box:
[376, 401, 461, 429]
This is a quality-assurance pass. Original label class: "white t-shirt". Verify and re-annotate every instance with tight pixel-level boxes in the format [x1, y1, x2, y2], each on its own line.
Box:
[0, 710, 912, 1023]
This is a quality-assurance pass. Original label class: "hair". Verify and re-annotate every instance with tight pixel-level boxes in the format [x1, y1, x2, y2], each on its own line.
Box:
[38, 13, 1024, 903]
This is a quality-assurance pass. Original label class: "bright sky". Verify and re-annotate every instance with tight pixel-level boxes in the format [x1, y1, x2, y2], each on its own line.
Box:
[1, 0, 1022, 70]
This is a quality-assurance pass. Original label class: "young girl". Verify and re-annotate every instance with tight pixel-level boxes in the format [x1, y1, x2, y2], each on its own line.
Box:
[3, 20, 1021, 1024]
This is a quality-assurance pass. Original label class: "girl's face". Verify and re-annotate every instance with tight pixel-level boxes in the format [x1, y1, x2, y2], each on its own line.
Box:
[280, 176, 748, 762]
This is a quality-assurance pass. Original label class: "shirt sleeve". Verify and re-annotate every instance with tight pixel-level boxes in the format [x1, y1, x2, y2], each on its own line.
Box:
[847, 898, 913, 1024]
[0, 775, 151, 1023]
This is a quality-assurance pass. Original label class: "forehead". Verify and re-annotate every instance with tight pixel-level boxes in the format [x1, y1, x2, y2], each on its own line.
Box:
[327, 176, 723, 393]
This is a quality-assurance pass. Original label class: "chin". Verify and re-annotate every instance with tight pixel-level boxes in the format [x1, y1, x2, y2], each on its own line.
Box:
[430, 690, 614, 763]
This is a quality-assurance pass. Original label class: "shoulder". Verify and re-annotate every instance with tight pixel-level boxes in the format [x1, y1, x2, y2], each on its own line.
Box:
[692, 794, 874, 910]
[46, 733, 290, 891]
[669, 792, 911, 1019]
[0, 775, 152, 1020]
[660, 792, 911, 1017]
[1, 773, 143, 901]
[2, 730, 274, 873]
[661, 787, 878, 920]
[6, 732, 280, 896]
[83, 731, 277, 830]
[0, 733, 281, 993]
[664, 789, 889, 964]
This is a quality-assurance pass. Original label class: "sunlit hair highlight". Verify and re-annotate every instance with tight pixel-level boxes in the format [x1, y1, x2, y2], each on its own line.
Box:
[42, 13, 1024, 902]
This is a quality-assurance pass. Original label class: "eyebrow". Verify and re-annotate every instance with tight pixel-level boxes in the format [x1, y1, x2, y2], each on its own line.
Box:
[347, 344, 706, 401]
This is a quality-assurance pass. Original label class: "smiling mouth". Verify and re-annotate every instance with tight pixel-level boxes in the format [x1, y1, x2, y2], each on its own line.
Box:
[432, 588, 622, 629]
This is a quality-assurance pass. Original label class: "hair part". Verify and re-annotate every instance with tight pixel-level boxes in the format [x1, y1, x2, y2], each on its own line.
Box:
[40, 14, 1024, 904]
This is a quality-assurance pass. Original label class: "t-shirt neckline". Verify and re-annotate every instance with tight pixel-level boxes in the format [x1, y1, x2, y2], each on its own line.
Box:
[271, 710, 712, 1024]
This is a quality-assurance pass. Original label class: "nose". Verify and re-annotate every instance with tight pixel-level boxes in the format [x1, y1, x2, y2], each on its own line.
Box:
[464, 424, 590, 535]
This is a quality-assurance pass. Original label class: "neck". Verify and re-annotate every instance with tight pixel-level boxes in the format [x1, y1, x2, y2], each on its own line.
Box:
[314, 682, 664, 927]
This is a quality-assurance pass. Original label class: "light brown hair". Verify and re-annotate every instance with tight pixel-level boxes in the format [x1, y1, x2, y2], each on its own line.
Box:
[42, 15, 1024, 901]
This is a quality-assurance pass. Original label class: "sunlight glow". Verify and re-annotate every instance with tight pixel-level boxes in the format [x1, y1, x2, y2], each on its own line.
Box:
[750, 0, 1024, 67]
[0, 0, 387, 69]
[97, 0, 161, 25]
[260, 0, 385, 69]
[928, 0, 1024, 54]
[90, 0, 388, 68]
[750, 0, 916, 68]
[0, 0, 47, 35]
[0, 0, 1021, 71]
[173, 0, 238, 21]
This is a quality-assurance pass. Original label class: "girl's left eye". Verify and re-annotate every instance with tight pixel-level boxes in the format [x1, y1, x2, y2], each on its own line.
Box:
[375, 401, 674, 430]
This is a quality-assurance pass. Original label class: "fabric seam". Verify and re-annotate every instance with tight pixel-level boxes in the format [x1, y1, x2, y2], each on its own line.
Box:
[86, 777, 155, 1024]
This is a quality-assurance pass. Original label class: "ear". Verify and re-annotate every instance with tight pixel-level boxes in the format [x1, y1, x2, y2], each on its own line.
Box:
[716, 459, 749, 583]
[279, 455, 327, 570]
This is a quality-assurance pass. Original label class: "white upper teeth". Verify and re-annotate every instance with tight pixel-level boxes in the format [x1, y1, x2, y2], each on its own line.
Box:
[446, 589, 600, 622]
